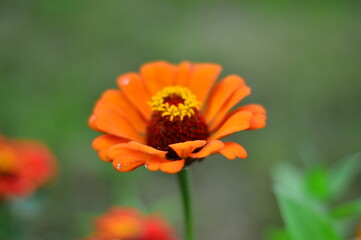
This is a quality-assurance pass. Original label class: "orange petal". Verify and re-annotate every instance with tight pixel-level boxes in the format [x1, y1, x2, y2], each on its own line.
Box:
[88, 115, 100, 131]
[168, 140, 207, 159]
[94, 117, 145, 143]
[190, 140, 224, 158]
[127, 141, 167, 158]
[94, 89, 147, 133]
[145, 156, 170, 171]
[91, 90, 146, 143]
[108, 144, 172, 173]
[140, 61, 177, 95]
[249, 114, 266, 130]
[238, 104, 266, 114]
[208, 111, 252, 141]
[175, 61, 192, 86]
[208, 83, 251, 132]
[160, 159, 185, 174]
[219, 142, 247, 160]
[230, 104, 266, 130]
[108, 144, 148, 172]
[187, 63, 222, 106]
[92, 134, 128, 161]
[117, 73, 152, 120]
[112, 157, 145, 172]
[108, 143, 136, 159]
[204, 75, 246, 124]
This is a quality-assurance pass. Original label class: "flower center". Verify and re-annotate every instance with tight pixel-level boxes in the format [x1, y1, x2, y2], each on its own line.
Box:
[0, 145, 17, 176]
[148, 86, 201, 121]
[147, 86, 209, 154]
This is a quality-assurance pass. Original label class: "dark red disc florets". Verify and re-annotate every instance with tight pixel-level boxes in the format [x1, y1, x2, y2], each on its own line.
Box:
[146, 110, 209, 154]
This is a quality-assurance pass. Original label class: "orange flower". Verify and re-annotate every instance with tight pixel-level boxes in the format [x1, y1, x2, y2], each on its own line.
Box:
[89, 61, 266, 173]
[84, 207, 178, 240]
[0, 135, 56, 199]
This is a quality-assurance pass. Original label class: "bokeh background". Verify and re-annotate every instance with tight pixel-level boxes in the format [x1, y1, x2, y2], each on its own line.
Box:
[1, 0, 360, 239]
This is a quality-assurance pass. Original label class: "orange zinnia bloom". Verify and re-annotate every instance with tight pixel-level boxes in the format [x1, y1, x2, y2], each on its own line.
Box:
[0, 135, 56, 199]
[89, 61, 266, 173]
[83, 207, 178, 240]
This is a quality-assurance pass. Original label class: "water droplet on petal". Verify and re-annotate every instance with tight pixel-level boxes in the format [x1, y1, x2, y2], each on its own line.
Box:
[121, 77, 129, 85]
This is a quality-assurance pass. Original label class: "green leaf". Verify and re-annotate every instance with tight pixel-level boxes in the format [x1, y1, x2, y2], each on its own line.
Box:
[329, 152, 361, 199]
[304, 167, 331, 201]
[272, 163, 305, 198]
[274, 186, 341, 240]
[330, 198, 361, 219]
[265, 226, 291, 240]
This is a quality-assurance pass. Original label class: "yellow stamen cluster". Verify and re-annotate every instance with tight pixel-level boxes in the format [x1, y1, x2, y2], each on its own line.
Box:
[149, 86, 201, 121]
[0, 146, 17, 174]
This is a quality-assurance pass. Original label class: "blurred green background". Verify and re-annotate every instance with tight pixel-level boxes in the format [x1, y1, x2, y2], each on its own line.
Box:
[0, 0, 360, 239]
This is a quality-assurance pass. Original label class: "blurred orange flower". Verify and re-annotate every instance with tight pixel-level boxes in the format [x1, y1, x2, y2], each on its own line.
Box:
[89, 61, 266, 173]
[0, 135, 56, 199]
[83, 207, 177, 240]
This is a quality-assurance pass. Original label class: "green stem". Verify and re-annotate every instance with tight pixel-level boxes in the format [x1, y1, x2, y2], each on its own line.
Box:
[177, 169, 195, 240]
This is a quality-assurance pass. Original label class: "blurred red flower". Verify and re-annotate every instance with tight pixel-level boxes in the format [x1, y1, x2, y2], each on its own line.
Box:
[0, 135, 56, 199]
[83, 207, 178, 240]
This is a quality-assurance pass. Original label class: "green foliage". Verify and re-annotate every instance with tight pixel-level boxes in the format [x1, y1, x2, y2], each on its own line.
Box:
[265, 227, 291, 240]
[328, 153, 361, 200]
[275, 186, 340, 240]
[304, 167, 330, 201]
[330, 199, 361, 219]
[267, 152, 361, 240]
